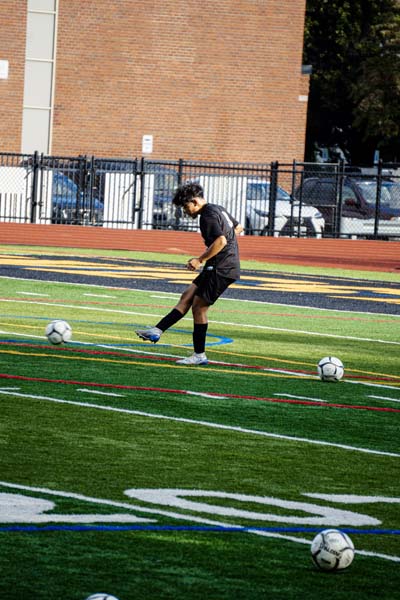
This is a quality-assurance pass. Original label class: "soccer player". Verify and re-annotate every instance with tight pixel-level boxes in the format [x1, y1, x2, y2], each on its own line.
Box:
[135, 181, 243, 365]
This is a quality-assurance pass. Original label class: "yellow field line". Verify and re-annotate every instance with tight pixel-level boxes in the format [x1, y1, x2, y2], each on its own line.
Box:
[0, 322, 142, 343]
[205, 347, 400, 381]
[1, 327, 398, 382]
[207, 347, 312, 366]
[0, 348, 308, 380]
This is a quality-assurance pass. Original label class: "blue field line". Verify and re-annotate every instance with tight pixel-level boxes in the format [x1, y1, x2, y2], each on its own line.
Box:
[0, 338, 234, 348]
[0, 524, 399, 534]
[0, 318, 233, 347]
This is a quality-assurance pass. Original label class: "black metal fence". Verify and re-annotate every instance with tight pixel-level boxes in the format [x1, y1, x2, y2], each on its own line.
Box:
[1, 151, 400, 239]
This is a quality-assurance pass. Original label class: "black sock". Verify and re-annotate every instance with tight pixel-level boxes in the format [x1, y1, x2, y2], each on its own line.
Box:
[193, 323, 208, 354]
[156, 308, 183, 332]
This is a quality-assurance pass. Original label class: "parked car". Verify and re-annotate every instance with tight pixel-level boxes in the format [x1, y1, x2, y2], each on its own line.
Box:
[245, 180, 325, 237]
[97, 160, 180, 229]
[150, 167, 180, 229]
[51, 172, 103, 225]
[296, 176, 400, 238]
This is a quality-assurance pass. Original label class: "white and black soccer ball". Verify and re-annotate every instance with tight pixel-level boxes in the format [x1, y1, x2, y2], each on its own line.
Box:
[45, 320, 72, 345]
[84, 595, 120, 600]
[317, 356, 344, 382]
[311, 528, 355, 571]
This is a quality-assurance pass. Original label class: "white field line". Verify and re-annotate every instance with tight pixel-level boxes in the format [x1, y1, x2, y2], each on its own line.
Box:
[1, 276, 400, 319]
[1, 481, 398, 563]
[266, 369, 310, 377]
[97, 343, 185, 359]
[0, 389, 399, 458]
[186, 390, 229, 400]
[368, 395, 400, 404]
[248, 530, 400, 562]
[0, 297, 399, 346]
[0, 329, 399, 392]
[16, 292, 49, 296]
[346, 380, 400, 391]
[274, 394, 327, 403]
[77, 388, 125, 398]
[0, 387, 20, 391]
[151, 294, 179, 299]
[83, 293, 117, 298]
[0, 298, 165, 318]
[0, 330, 187, 360]
[211, 319, 400, 346]
[0, 480, 254, 529]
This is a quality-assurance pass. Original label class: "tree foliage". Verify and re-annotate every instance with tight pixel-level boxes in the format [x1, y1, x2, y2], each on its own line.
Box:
[304, 0, 400, 163]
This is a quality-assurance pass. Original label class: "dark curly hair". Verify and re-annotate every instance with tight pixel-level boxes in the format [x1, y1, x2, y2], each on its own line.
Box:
[172, 182, 204, 207]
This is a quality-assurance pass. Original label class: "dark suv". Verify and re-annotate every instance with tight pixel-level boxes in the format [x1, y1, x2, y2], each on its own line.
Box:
[297, 176, 400, 238]
[52, 172, 103, 225]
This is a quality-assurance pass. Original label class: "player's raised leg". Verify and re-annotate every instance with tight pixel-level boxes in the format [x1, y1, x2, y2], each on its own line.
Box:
[135, 283, 198, 343]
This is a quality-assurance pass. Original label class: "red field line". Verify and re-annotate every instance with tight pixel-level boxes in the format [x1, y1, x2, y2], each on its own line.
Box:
[1, 372, 399, 413]
[1, 342, 399, 383]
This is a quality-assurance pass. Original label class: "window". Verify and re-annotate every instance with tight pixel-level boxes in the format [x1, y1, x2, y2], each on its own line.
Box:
[342, 185, 358, 204]
[22, 0, 58, 154]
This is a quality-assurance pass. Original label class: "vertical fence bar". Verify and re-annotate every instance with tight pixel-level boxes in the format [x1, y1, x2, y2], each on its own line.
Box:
[267, 161, 278, 236]
[87, 155, 95, 214]
[30, 151, 40, 223]
[138, 157, 145, 229]
[289, 159, 297, 237]
[374, 159, 383, 239]
[334, 160, 345, 238]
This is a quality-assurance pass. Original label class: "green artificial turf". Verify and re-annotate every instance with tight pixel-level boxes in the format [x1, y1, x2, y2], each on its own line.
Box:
[0, 247, 399, 599]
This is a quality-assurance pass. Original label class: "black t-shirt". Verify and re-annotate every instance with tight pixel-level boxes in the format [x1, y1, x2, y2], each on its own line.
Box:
[199, 203, 240, 279]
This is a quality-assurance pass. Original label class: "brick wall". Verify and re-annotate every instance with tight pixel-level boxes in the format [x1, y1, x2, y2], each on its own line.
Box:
[0, 1, 27, 152]
[0, 1, 309, 164]
[52, 0, 308, 163]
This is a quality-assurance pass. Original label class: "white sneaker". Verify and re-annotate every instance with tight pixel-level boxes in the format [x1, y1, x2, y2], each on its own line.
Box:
[135, 327, 162, 343]
[176, 352, 208, 365]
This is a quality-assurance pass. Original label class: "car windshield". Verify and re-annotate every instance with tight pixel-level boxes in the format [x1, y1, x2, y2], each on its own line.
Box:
[356, 180, 400, 209]
[247, 182, 291, 202]
[53, 174, 77, 196]
[154, 172, 178, 195]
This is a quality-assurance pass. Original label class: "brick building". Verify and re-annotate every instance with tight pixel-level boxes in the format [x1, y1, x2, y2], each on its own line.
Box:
[0, 0, 309, 163]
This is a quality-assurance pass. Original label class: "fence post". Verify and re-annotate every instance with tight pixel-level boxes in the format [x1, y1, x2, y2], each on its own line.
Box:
[290, 160, 298, 237]
[87, 155, 95, 211]
[177, 158, 184, 186]
[172, 158, 185, 228]
[267, 161, 278, 236]
[30, 151, 40, 223]
[295, 162, 306, 237]
[75, 155, 87, 217]
[138, 156, 146, 229]
[334, 159, 345, 238]
[374, 159, 383, 238]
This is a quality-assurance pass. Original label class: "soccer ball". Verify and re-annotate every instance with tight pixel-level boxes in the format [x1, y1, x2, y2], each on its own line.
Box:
[317, 356, 344, 382]
[311, 529, 355, 571]
[84, 595, 120, 600]
[45, 320, 72, 345]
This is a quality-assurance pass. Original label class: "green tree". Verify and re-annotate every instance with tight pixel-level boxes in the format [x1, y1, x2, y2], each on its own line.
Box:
[304, 0, 400, 164]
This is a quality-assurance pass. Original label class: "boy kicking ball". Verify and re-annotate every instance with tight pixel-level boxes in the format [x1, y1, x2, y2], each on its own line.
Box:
[135, 181, 243, 365]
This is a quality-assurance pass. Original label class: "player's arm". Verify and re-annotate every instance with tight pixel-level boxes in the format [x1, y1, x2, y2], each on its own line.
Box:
[235, 223, 244, 235]
[186, 235, 227, 271]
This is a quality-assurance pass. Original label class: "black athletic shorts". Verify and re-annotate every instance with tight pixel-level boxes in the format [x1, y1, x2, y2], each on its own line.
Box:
[193, 267, 236, 305]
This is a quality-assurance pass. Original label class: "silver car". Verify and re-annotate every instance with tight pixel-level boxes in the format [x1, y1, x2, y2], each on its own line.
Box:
[245, 180, 325, 237]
